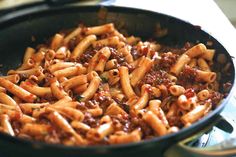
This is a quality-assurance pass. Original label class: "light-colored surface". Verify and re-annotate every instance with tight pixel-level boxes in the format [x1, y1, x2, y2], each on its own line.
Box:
[105, 0, 236, 56]
[215, 0, 236, 26]
[0, 0, 41, 8]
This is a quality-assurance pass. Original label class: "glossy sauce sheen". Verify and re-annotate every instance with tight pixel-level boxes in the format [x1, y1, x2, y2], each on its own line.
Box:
[0, 24, 232, 146]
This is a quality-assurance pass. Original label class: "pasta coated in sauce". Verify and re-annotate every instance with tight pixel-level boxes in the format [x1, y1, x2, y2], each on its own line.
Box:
[0, 23, 231, 146]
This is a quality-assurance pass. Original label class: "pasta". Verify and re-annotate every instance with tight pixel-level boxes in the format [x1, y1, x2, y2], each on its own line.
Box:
[0, 23, 230, 146]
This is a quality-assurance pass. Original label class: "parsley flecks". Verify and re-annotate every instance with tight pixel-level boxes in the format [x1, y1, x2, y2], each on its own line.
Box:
[101, 77, 108, 83]
[76, 95, 84, 102]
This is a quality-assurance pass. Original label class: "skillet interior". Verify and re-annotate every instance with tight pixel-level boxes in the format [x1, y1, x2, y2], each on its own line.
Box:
[0, 5, 234, 157]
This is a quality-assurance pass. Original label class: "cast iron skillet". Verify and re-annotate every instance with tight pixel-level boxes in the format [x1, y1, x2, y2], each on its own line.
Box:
[0, 5, 235, 157]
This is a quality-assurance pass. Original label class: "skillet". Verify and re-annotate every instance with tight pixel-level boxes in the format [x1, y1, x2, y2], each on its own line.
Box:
[0, 5, 235, 157]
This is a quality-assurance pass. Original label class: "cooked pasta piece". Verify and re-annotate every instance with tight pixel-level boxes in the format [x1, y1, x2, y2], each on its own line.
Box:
[130, 57, 153, 86]
[109, 129, 142, 144]
[0, 78, 37, 103]
[80, 75, 101, 102]
[169, 85, 185, 96]
[86, 122, 114, 142]
[119, 66, 136, 98]
[0, 114, 15, 136]
[185, 43, 206, 58]
[71, 35, 97, 60]
[181, 103, 212, 125]
[85, 23, 114, 35]
[143, 111, 167, 136]
[20, 81, 52, 97]
[170, 54, 191, 75]
[51, 33, 64, 50]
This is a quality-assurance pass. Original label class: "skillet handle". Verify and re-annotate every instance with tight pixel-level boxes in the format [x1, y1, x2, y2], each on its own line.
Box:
[164, 115, 236, 157]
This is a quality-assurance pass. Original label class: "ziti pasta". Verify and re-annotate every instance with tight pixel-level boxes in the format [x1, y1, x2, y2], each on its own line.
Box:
[0, 23, 232, 146]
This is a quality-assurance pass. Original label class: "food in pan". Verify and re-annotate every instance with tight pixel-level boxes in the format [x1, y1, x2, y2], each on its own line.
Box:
[0, 23, 231, 145]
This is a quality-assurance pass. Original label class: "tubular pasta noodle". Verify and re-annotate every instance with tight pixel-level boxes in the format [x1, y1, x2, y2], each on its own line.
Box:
[0, 103, 22, 120]
[130, 57, 153, 86]
[53, 64, 86, 78]
[50, 78, 68, 99]
[0, 114, 15, 136]
[197, 58, 211, 71]
[1, 74, 20, 84]
[71, 35, 97, 60]
[109, 129, 141, 144]
[143, 111, 167, 136]
[61, 75, 87, 91]
[181, 103, 212, 125]
[119, 66, 136, 98]
[132, 84, 150, 110]
[105, 102, 128, 116]
[48, 111, 86, 145]
[196, 69, 216, 83]
[23, 47, 35, 63]
[108, 69, 120, 85]
[32, 51, 45, 66]
[86, 122, 114, 142]
[0, 87, 6, 93]
[170, 54, 191, 75]
[63, 27, 82, 45]
[0, 92, 18, 107]
[105, 59, 118, 70]
[55, 46, 68, 59]
[0, 78, 37, 103]
[94, 47, 111, 73]
[118, 45, 134, 63]
[169, 85, 185, 96]
[7, 66, 43, 77]
[20, 81, 52, 97]
[80, 76, 101, 102]
[188, 58, 197, 68]
[73, 83, 88, 94]
[148, 100, 169, 127]
[19, 103, 49, 114]
[45, 49, 55, 61]
[112, 29, 126, 42]
[126, 36, 141, 45]
[86, 107, 103, 117]
[177, 95, 198, 110]
[197, 89, 210, 101]
[201, 49, 215, 61]
[17, 58, 35, 71]
[185, 43, 207, 58]
[71, 121, 91, 131]
[92, 36, 120, 48]
[48, 62, 76, 73]
[49, 106, 84, 121]
[50, 33, 64, 50]
[19, 114, 36, 123]
[21, 123, 51, 136]
[85, 23, 115, 35]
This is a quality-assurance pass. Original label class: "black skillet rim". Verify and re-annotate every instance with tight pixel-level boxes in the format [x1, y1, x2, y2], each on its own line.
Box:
[0, 5, 235, 152]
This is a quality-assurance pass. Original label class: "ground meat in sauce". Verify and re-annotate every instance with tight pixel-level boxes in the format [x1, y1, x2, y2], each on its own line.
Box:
[209, 91, 223, 107]
[178, 66, 197, 85]
[78, 49, 97, 64]
[83, 113, 99, 128]
[159, 52, 179, 70]
[109, 47, 125, 64]
[140, 69, 172, 87]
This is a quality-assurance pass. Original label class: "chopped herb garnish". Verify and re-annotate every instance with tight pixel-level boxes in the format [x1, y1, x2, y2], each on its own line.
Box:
[101, 77, 108, 83]
[76, 95, 84, 102]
